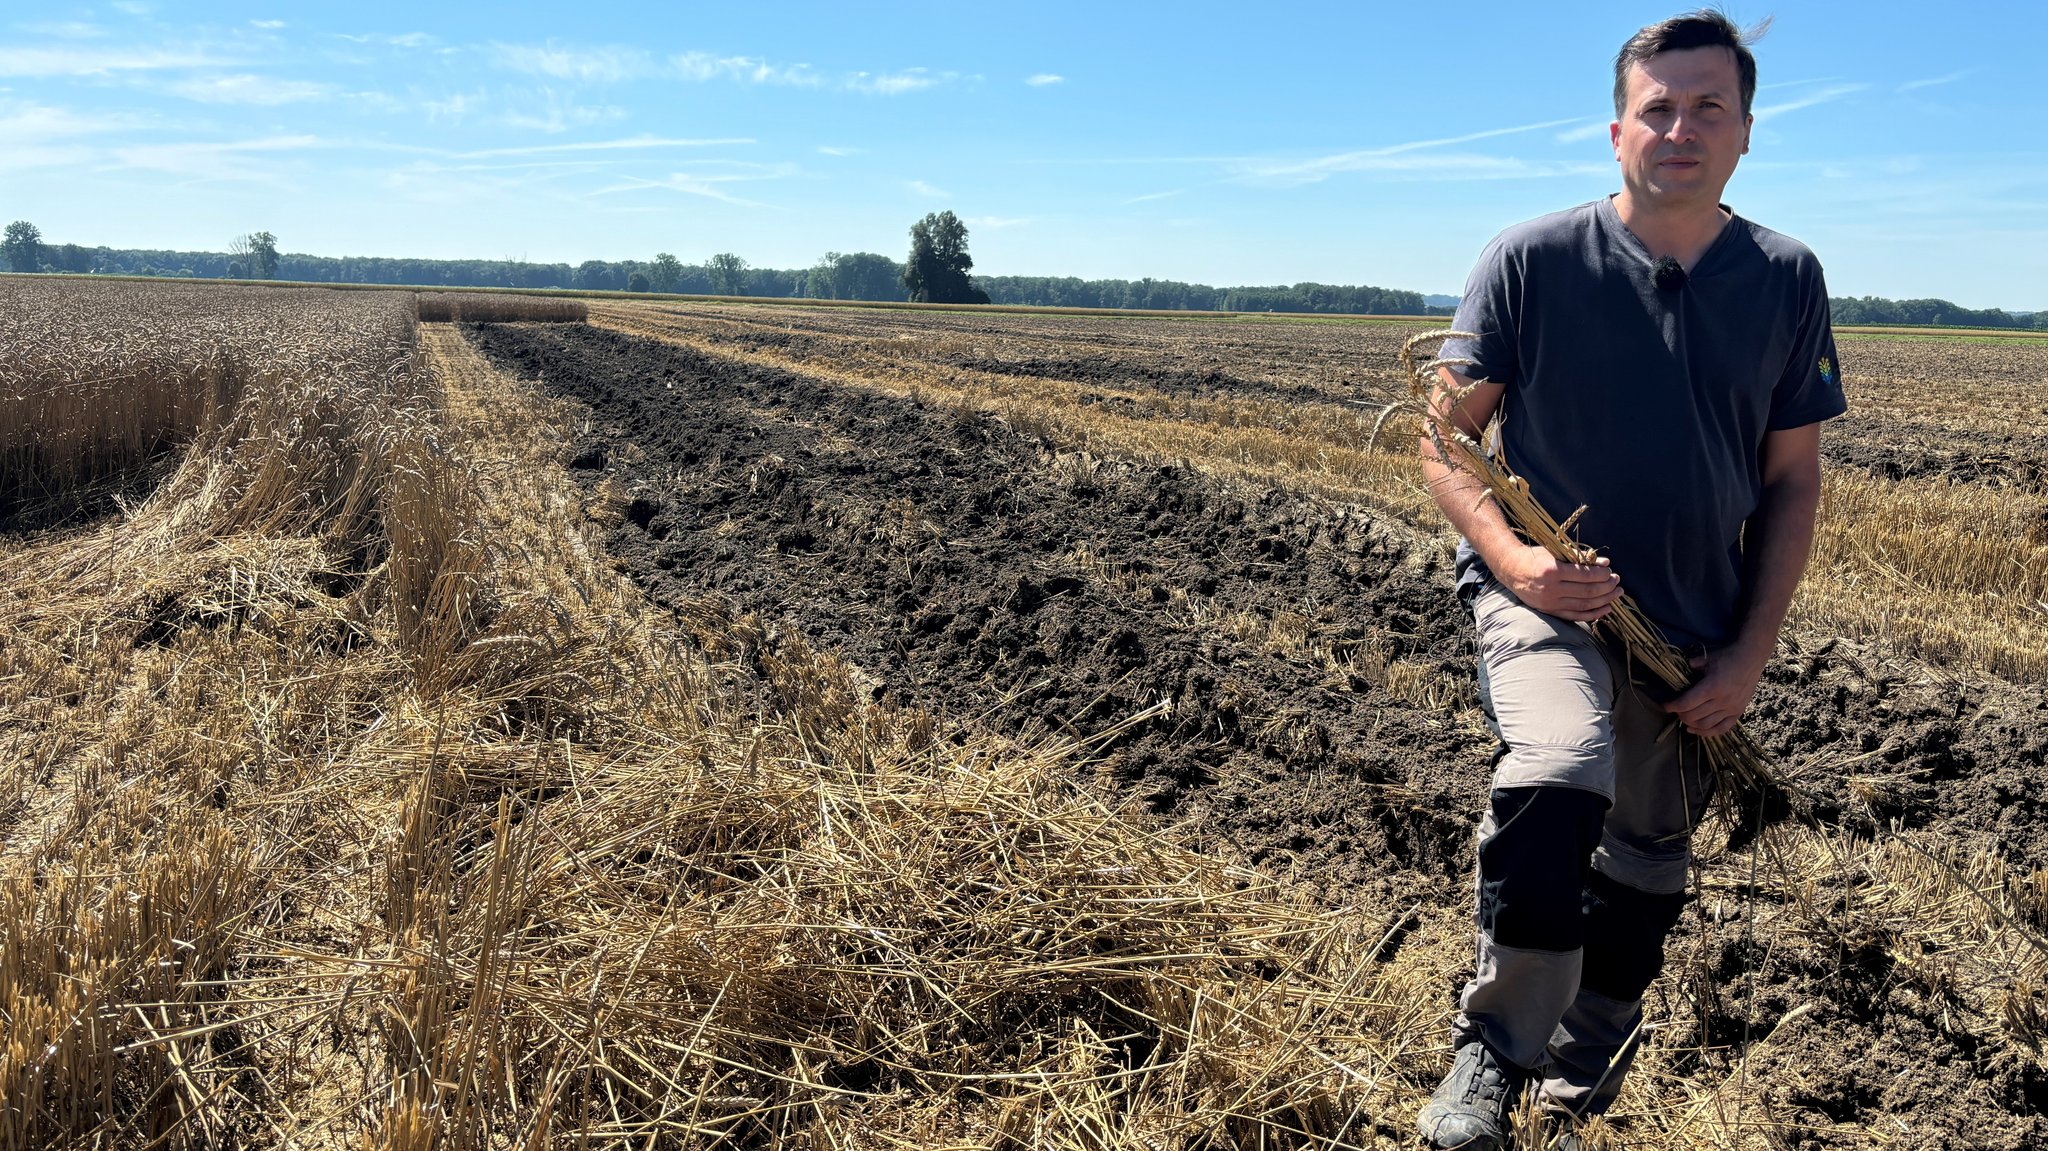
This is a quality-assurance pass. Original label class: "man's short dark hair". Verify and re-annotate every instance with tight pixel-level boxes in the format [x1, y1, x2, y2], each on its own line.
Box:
[1613, 9, 1770, 119]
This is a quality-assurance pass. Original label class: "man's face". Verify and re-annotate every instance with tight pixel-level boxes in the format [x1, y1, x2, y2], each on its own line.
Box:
[1610, 46, 1752, 211]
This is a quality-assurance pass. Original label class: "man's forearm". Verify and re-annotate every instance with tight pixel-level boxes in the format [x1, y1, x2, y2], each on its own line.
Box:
[1733, 474, 1822, 663]
[1419, 435, 1524, 570]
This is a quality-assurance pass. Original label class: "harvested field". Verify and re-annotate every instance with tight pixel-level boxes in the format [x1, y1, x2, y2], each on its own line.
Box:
[6, 282, 2048, 1149]
[497, 301, 2048, 1146]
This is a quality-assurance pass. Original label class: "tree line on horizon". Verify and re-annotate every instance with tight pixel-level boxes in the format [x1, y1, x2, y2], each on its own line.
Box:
[4, 217, 2038, 327]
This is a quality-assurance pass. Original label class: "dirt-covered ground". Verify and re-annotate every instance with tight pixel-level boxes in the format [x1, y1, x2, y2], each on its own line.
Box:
[464, 316, 2048, 1148]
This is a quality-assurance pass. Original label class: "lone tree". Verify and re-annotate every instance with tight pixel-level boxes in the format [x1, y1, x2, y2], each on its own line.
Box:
[903, 211, 988, 305]
[648, 252, 683, 293]
[627, 270, 651, 293]
[3, 221, 43, 273]
[230, 231, 280, 279]
[708, 252, 749, 296]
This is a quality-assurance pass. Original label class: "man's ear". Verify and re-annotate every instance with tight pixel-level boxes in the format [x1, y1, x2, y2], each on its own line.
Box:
[1741, 114, 1753, 155]
[1610, 119, 1623, 160]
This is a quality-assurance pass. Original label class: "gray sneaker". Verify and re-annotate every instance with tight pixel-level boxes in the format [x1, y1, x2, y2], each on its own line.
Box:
[1417, 1040, 1528, 1150]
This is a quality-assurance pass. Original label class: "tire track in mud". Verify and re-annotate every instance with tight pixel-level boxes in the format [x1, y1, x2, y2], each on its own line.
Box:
[462, 320, 1492, 900]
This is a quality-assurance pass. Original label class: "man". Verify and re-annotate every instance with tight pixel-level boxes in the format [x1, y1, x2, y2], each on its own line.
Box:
[1415, 11, 1846, 1149]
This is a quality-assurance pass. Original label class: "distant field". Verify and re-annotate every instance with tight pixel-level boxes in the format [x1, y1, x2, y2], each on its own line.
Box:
[1837, 323, 2048, 339]
[6, 279, 2045, 1149]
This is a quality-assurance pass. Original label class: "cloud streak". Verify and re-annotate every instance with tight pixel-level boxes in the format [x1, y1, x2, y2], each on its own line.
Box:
[1753, 83, 1866, 122]
[458, 136, 754, 159]
[487, 41, 651, 83]
[169, 74, 332, 105]
[106, 134, 322, 185]
[849, 68, 948, 95]
[672, 52, 822, 86]
[591, 161, 797, 206]
[1898, 70, 1970, 93]
[1554, 119, 1611, 144]
[1239, 117, 1587, 185]
[0, 45, 240, 76]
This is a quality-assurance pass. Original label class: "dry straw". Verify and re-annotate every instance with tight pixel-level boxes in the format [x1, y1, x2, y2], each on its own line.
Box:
[415, 293, 588, 324]
[10, 291, 2048, 1148]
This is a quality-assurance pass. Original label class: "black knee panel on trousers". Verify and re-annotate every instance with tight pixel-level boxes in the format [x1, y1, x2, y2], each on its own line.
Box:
[1578, 870, 1689, 1001]
[1476, 786, 1608, 953]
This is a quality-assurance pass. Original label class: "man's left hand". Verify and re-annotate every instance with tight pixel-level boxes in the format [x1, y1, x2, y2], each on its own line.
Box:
[1663, 646, 1770, 738]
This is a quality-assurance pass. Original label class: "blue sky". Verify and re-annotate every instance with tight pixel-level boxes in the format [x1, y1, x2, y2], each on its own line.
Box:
[2, 1, 2040, 307]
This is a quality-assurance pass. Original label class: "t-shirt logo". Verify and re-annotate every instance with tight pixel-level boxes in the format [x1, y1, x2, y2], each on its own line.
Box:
[1817, 355, 1836, 386]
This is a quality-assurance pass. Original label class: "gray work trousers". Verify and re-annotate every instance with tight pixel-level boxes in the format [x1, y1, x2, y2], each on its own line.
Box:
[1455, 578, 1715, 1115]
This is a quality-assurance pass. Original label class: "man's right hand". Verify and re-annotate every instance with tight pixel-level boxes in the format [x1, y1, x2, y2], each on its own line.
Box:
[1493, 546, 1623, 622]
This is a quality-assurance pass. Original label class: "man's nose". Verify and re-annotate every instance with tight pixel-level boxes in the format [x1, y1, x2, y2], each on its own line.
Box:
[1666, 111, 1699, 143]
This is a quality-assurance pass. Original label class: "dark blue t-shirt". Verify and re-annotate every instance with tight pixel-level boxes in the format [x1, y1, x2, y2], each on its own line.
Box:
[1445, 196, 1848, 652]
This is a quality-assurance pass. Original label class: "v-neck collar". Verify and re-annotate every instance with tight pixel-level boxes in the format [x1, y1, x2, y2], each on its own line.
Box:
[1598, 193, 1740, 276]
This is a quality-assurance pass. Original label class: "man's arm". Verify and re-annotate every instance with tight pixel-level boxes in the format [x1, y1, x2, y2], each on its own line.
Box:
[1420, 367, 1622, 622]
[1664, 422, 1824, 737]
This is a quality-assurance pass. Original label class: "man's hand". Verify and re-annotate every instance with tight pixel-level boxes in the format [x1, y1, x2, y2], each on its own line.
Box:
[1663, 646, 1770, 738]
[1494, 545, 1624, 623]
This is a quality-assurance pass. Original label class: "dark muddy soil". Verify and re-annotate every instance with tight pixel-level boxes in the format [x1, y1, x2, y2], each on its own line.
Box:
[1824, 414, 2048, 491]
[464, 320, 2048, 1147]
[463, 321, 1489, 902]
[947, 354, 1341, 408]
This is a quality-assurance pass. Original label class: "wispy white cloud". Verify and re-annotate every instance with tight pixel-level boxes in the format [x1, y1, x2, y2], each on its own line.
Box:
[421, 89, 484, 123]
[487, 41, 650, 83]
[107, 134, 321, 185]
[458, 136, 753, 160]
[1898, 70, 1970, 93]
[1261, 153, 1608, 184]
[592, 161, 797, 206]
[1554, 119, 1611, 144]
[338, 31, 434, 49]
[1026, 73, 1063, 87]
[169, 74, 330, 105]
[250, 20, 287, 31]
[906, 178, 949, 198]
[969, 215, 1029, 228]
[816, 145, 861, 157]
[483, 40, 950, 95]
[1123, 188, 1186, 204]
[19, 21, 108, 39]
[0, 98, 135, 168]
[672, 51, 823, 86]
[498, 88, 626, 134]
[850, 68, 946, 95]
[1758, 76, 1848, 91]
[1752, 83, 1866, 122]
[0, 99, 134, 141]
[0, 45, 240, 76]
[1240, 117, 1586, 185]
[112, 2, 155, 15]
